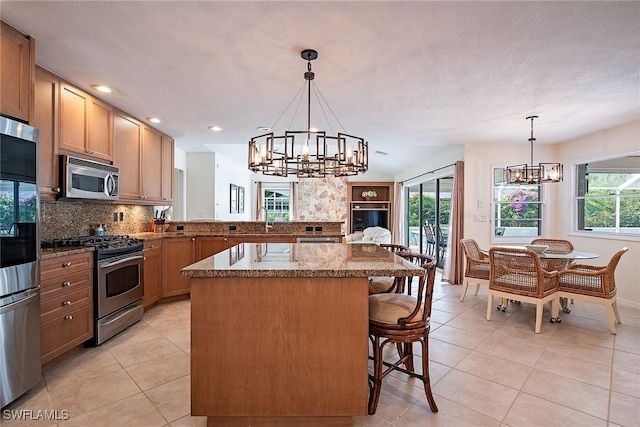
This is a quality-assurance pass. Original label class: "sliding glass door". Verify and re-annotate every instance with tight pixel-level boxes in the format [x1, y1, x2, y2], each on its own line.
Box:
[405, 177, 453, 268]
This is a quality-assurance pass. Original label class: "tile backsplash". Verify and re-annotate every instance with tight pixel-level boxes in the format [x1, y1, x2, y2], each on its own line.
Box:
[40, 201, 154, 240]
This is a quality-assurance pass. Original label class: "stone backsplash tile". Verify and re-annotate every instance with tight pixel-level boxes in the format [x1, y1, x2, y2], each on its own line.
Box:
[41, 201, 154, 240]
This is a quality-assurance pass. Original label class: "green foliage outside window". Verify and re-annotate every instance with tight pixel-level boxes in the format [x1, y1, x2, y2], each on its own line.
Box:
[495, 188, 540, 227]
[0, 192, 37, 231]
[407, 193, 450, 227]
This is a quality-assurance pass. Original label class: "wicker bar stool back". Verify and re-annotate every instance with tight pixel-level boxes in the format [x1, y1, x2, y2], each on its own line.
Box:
[558, 247, 628, 334]
[459, 239, 490, 301]
[368, 253, 438, 415]
[369, 244, 410, 295]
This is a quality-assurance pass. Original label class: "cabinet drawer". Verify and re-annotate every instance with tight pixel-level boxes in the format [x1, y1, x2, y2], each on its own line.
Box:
[144, 240, 162, 252]
[41, 304, 93, 364]
[41, 268, 92, 296]
[41, 252, 93, 281]
[41, 285, 92, 322]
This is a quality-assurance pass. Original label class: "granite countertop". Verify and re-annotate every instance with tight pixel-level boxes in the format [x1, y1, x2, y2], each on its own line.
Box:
[41, 246, 95, 260]
[130, 231, 344, 240]
[181, 242, 424, 279]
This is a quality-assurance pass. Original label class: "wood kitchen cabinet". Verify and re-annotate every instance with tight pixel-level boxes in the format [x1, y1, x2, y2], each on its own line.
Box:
[227, 236, 296, 245]
[33, 66, 60, 200]
[1, 21, 34, 122]
[141, 125, 163, 201]
[59, 82, 113, 162]
[196, 236, 229, 260]
[40, 251, 94, 364]
[143, 240, 162, 310]
[347, 181, 394, 234]
[161, 134, 174, 202]
[162, 237, 196, 298]
[114, 110, 143, 200]
[115, 113, 173, 203]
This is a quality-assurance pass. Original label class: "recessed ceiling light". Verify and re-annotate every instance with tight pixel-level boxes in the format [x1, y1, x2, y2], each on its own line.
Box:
[208, 126, 223, 132]
[257, 126, 271, 132]
[92, 85, 112, 93]
[148, 117, 161, 123]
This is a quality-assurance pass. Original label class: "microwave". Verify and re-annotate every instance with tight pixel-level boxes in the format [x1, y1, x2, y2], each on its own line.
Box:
[60, 155, 119, 200]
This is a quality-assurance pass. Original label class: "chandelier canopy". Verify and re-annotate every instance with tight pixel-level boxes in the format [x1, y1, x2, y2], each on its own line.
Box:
[248, 49, 368, 178]
[505, 116, 563, 184]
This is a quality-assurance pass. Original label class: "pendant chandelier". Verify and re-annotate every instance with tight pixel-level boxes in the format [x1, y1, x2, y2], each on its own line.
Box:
[248, 49, 368, 177]
[505, 116, 563, 184]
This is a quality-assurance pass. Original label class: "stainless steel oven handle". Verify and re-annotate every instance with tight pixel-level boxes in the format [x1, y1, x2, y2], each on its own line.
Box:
[0, 291, 38, 315]
[106, 174, 116, 196]
[100, 255, 144, 269]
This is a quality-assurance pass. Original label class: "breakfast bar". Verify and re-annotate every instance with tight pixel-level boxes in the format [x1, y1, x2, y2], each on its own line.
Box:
[182, 242, 423, 427]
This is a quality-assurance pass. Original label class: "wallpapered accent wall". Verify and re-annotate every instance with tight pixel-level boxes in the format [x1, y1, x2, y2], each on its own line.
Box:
[296, 177, 348, 222]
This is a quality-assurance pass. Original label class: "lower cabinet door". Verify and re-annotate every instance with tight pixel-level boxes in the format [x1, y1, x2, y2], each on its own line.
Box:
[41, 304, 93, 364]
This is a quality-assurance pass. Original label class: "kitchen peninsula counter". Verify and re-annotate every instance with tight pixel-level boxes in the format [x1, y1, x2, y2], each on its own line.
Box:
[182, 243, 422, 427]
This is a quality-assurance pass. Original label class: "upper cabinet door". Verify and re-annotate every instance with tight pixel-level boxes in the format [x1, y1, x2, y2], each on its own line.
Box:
[33, 67, 60, 200]
[114, 111, 142, 200]
[88, 97, 113, 162]
[59, 82, 113, 162]
[59, 83, 90, 155]
[0, 22, 34, 122]
[141, 125, 163, 201]
[161, 134, 174, 202]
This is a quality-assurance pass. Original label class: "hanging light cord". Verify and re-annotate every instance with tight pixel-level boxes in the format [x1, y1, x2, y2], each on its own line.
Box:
[527, 115, 537, 166]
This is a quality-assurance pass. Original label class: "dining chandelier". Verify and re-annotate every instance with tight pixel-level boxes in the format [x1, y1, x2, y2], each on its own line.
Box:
[248, 49, 368, 177]
[505, 115, 563, 184]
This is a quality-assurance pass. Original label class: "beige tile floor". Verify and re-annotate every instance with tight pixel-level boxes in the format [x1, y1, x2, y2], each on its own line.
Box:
[3, 275, 640, 427]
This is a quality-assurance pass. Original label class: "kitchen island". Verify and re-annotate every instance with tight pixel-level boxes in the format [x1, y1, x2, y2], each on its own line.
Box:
[182, 242, 423, 427]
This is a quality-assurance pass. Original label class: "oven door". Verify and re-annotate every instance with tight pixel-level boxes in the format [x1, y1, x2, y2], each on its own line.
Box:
[96, 252, 144, 318]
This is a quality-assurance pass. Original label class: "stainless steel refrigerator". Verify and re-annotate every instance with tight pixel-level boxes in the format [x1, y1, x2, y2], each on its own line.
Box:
[0, 116, 41, 408]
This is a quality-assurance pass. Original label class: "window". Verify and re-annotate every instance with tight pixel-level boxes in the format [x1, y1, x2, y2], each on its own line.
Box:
[493, 168, 542, 238]
[263, 187, 290, 222]
[576, 157, 640, 235]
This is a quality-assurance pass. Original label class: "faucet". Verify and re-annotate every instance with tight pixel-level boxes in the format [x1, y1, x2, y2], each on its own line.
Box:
[257, 206, 273, 232]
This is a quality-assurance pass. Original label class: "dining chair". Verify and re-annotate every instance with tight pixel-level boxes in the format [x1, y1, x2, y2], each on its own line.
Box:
[531, 238, 576, 312]
[368, 253, 438, 415]
[369, 244, 410, 295]
[422, 223, 436, 256]
[487, 247, 561, 333]
[459, 238, 490, 301]
[558, 247, 628, 334]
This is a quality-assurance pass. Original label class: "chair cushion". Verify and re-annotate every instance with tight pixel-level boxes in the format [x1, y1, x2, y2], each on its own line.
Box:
[369, 293, 422, 324]
[369, 277, 395, 294]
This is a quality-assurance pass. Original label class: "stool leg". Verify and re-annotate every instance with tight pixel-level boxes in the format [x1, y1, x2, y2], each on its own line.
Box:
[368, 335, 384, 415]
[420, 336, 438, 412]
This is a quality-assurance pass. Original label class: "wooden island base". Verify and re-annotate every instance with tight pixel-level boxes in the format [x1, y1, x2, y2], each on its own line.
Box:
[191, 276, 369, 425]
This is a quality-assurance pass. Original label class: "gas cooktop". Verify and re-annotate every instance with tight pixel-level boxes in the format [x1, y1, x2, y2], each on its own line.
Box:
[42, 235, 143, 250]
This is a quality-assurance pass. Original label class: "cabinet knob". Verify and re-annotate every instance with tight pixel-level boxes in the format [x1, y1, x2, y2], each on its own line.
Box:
[86, 150, 95, 154]
[63, 300, 72, 306]
[63, 262, 72, 268]
[191, 238, 195, 241]
[62, 281, 71, 287]
[53, 187, 60, 193]
[64, 315, 73, 320]
[140, 195, 145, 199]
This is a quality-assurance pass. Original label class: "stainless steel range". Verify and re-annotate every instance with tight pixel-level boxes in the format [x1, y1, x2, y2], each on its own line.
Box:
[42, 235, 144, 345]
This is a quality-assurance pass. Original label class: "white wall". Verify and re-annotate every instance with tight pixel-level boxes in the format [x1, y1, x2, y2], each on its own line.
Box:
[214, 152, 252, 221]
[186, 152, 215, 219]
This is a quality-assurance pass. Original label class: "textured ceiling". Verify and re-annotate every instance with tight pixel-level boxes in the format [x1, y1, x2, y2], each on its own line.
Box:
[2, 1, 639, 175]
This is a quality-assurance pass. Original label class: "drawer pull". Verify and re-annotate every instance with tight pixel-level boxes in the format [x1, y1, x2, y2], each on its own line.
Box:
[63, 300, 72, 306]
[62, 281, 71, 287]
[63, 262, 72, 268]
[64, 315, 73, 320]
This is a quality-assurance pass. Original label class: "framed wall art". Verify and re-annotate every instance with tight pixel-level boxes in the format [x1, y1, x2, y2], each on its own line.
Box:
[230, 184, 238, 213]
